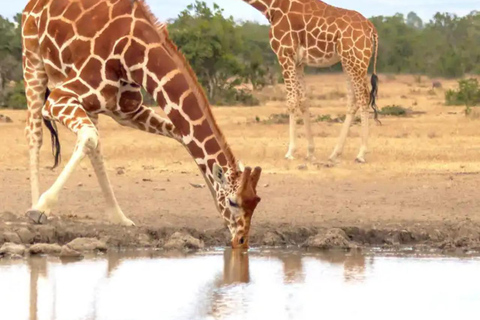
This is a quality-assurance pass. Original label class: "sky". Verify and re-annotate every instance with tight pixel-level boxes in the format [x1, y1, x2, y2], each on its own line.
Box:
[1, 0, 478, 23]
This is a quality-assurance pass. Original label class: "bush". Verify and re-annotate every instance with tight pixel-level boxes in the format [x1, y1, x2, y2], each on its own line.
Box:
[0, 81, 26, 109]
[445, 78, 480, 108]
[379, 105, 408, 116]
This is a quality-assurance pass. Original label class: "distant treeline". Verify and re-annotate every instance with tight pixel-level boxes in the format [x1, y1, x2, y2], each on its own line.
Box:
[1, 2, 479, 108]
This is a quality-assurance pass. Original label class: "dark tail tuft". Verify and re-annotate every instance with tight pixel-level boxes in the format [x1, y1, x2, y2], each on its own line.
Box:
[369, 74, 381, 126]
[43, 89, 61, 169]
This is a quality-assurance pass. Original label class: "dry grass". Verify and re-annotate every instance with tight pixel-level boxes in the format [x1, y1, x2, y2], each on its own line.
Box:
[1, 74, 480, 182]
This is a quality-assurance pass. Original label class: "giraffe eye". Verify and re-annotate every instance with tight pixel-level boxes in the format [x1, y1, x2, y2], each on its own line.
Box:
[228, 198, 239, 208]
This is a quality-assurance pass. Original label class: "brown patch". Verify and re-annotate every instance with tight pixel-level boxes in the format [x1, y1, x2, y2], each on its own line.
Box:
[204, 138, 221, 155]
[80, 58, 103, 88]
[217, 153, 227, 167]
[64, 2, 82, 21]
[163, 73, 189, 105]
[130, 69, 145, 85]
[156, 91, 167, 108]
[64, 80, 91, 96]
[94, 18, 131, 59]
[76, 2, 109, 38]
[146, 47, 176, 81]
[81, 93, 101, 110]
[113, 38, 129, 55]
[82, 0, 99, 11]
[124, 39, 146, 68]
[182, 93, 203, 121]
[65, 39, 91, 65]
[193, 120, 213, 143]
[112, 0, 131, 18]
[146, 75, 157, 95]
[119, 90, 142, 113]
[105, 59, 123, 82]
[22, 16, 38, 36]
[186, 141, 204, 159]
[133, 20, 160, 43]
[40, 37, 61, 66]
[168, 109, 190, 136]
[49, 0, 69, 17]
[100, 85, 119, 108]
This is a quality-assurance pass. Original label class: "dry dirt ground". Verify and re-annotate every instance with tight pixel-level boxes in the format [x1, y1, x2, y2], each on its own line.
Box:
[1, 74, 480, 253]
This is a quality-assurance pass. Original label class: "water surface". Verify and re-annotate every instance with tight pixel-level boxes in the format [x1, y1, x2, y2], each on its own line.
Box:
[1, 249, 479, 320]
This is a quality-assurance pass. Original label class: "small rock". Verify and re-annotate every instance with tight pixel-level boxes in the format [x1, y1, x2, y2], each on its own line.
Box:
[189, 183, 205, 189]
[263, 184, 270, 188]
[138, 234, 151, 247]
[142, 178, 153, 182]
[303, 228, 351, 250]
[262, 231, 285, 246]
[60, 245, 83, 258]
[0, 243, 26, 256]
[164, 232, 204, 252]
[16, 228, 35, 244]
[77, 183, 83, 187]
[66, 237, 107, 252]
[29, 243, 62, 255]
[0, 114, 13, 123]
[116, 167, 125, 175]
[142, 165, 155, 170]
[0, 211, 17, 221]
[297, 164, 308, 170]
[34, 225, 55, 242]
[3, 232, 22, 244]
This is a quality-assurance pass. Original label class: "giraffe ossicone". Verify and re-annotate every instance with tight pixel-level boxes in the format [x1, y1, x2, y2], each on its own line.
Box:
[22, 0, 262, 248]
[243, 0, 380, 163]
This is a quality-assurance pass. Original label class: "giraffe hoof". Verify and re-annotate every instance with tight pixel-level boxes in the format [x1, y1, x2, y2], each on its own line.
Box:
[355, 158, 366, 164]
[26, 209, 48, 225]
[285, 155, 295, 160]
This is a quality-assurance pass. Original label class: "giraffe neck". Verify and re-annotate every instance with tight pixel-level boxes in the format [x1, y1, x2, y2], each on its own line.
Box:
[242, 0, 277, 20]
[132, 29, 238, 202]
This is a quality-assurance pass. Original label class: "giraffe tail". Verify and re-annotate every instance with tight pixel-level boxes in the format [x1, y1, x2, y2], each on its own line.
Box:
[43, 88, 61, 169]
[369, 31, 381, 126]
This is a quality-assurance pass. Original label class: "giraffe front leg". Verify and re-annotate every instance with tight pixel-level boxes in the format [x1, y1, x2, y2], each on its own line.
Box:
[296, 66, 315, 161]
[26, 116, 43, 207]
[285, 113, 297, 160]
[26, 95, 99, 224]
[88, 143, 135, 226]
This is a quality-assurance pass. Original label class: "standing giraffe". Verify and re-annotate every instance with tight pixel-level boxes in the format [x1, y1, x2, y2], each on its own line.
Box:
[242, 0, 379, 163]
[22, 0, 262, 248]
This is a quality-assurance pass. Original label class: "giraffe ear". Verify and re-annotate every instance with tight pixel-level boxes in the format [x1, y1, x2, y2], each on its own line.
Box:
[212, 163, 226, 186]
[237, 161, 245, 172]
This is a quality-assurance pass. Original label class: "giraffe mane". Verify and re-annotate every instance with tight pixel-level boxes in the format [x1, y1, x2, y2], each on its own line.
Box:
[135, 0, 239, 175]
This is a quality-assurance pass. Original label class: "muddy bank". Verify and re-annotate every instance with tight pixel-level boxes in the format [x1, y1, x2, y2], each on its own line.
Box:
[1, 211, 480, 258]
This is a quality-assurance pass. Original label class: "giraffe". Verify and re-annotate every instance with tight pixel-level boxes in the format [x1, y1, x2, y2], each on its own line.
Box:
[21, 0, 262, 248]
[242, 0, 380, 163]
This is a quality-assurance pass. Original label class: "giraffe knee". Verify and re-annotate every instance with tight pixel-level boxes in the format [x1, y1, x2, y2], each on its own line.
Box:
[78, 127, 99, 153]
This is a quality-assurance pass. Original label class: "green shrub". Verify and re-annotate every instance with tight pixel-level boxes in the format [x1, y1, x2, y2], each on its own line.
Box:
[379, 105, 408, 116]
[0, 81, 27, 109]
[445, 78, 480, 108]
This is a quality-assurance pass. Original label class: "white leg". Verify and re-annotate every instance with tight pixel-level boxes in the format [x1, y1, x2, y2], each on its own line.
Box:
[329, 113, 354, 162]
[29, 142, 41, 206]
[303, 112, 315, 161]
[356, 110, 369, 163]
[30, 127, 97, 216]
[285, 113, 297, 160]
[89, 144, 135, 226]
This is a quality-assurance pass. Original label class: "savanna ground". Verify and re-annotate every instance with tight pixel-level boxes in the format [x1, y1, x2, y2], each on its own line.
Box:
[1, 74, 480, 252]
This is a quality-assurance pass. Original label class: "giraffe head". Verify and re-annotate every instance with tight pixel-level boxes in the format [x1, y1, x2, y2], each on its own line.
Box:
[212, 162, 262, 248]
